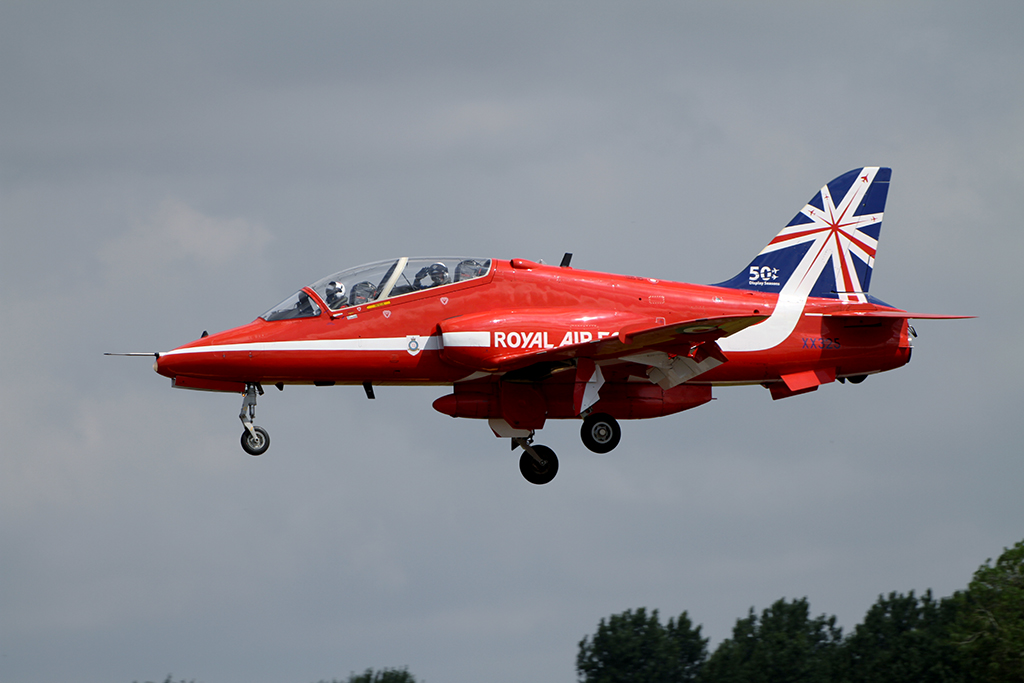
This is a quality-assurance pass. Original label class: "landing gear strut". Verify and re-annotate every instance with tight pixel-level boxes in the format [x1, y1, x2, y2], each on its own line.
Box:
[513, 434, 559, 485]
[581, 412, 621, 453]
[239, 383, 270, 456]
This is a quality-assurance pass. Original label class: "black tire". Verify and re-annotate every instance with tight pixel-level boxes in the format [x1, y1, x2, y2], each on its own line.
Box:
[848, 374, 867, 384]
[581, 413, 621, 453]
[241, 426, 270, 456]
[519, 445, 559, 485]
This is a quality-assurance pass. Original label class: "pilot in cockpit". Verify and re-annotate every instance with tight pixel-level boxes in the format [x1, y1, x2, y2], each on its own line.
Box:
[349, 281, 377, 306]
[455, 259, 488, 281]
[325, 281, 347, 308]
[294, 291, 319, 317]
[414, 262, 450, 290]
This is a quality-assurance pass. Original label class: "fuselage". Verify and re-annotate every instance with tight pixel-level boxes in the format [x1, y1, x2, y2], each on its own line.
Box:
[134, 167, 967, 479]
[155, 257, 911, 392]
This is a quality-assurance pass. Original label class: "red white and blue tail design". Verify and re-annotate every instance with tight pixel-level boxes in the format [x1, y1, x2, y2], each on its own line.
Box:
[716, 167, 890, 303]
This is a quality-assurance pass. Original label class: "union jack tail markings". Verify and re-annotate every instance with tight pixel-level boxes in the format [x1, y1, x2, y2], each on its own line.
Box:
[716, 167, 889, 302]
[715, 167, 891, 352]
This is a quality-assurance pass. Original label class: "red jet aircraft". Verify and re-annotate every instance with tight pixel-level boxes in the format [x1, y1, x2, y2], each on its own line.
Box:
[113, 167, 968, 484]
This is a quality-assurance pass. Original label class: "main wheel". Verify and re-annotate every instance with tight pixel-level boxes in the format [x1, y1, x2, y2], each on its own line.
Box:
[241, 426, 270, 456]
[519, 445, 559, 485]
[581, 413, 621, 453]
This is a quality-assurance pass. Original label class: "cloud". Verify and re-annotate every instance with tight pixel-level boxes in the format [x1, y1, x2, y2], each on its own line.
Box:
[98, 199, 272, 283]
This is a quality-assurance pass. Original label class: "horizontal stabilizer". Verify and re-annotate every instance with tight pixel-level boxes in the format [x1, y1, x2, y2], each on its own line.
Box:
[805, 310, 974, 320]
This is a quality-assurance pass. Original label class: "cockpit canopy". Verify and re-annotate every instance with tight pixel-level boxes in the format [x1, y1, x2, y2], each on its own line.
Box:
[261, 257, 492, 321]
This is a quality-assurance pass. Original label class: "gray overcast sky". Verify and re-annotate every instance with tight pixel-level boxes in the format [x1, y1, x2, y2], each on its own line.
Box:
[2, 2, 1022, 682]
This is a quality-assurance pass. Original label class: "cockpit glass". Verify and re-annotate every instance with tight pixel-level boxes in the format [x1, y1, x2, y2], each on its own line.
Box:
[259, 258, 492, 321]
[261, 289, 322, 321]
[306, 257, 492, 312]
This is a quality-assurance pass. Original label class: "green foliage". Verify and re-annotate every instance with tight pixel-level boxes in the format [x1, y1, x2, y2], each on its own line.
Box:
[317, 667, 417, 683]
[951, 539, 1024, 683]
[576, 607, 708, 683]
[135, 540, 1024, 683]
[666, 611, 709, 682]
[699, 598, 843, 683]
[576, 539, 1024, 683]
[839, 589, 966, 683]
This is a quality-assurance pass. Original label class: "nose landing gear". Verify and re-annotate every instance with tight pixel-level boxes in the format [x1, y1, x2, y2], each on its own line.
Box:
[239, 383, 270, 456]
[241, 425, 270, 456]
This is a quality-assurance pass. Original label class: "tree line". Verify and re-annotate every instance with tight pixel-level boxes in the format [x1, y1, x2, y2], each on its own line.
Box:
[135, 539, 1022, 683]
[137, 669, 415, 683]
[577, 538, 1024, 683]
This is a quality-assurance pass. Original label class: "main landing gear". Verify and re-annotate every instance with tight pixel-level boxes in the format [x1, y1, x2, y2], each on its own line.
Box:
[580, 412, 621, 454]
[239, 383, 270, 456]
[510, 413, 623, 485]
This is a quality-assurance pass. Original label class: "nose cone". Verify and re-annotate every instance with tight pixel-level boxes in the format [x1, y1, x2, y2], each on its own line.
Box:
[154, 320, 268, 382]
[153, 352, 172, 378]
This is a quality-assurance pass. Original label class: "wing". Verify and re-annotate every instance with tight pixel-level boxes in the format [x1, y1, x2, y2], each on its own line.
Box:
[440, 312, 768, 388]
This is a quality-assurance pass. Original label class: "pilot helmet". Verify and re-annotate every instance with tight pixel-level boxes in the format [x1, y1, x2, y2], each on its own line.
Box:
[428, 262, 449, 285]
[326, 281, 345, 300]
[350, 281, 376, 304]
[456, 259, 487, 280]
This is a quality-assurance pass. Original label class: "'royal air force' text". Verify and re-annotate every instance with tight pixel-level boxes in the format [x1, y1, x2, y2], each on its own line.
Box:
[493, 331, 614, 349]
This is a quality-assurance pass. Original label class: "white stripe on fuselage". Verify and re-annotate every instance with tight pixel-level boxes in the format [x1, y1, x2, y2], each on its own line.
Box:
[162, 336, 449, 356]
[441, 331, 490, 347]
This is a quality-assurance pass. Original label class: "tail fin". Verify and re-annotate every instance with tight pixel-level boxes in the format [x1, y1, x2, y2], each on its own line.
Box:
[714, 167, 890, 303]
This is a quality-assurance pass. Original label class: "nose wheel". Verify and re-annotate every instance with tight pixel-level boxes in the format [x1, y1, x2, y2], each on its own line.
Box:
[241, 425, 270, 455]
[239, 383, 270, 455]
